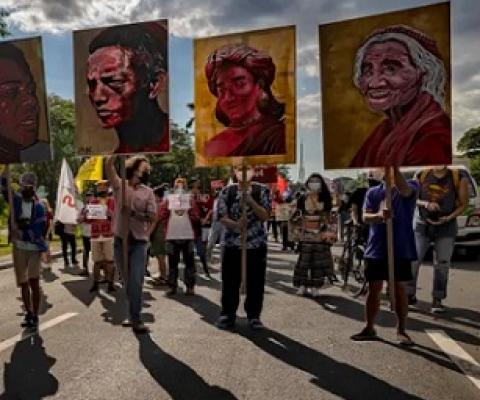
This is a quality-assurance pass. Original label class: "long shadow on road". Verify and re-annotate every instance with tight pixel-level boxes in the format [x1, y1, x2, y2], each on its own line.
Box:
[0, 334, 58, 400]
[168, 293, 425, 400]
[135, 333, 237, 399]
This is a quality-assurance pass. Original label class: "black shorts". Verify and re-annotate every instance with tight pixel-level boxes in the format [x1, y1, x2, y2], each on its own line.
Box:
[365, 258, 413, 282]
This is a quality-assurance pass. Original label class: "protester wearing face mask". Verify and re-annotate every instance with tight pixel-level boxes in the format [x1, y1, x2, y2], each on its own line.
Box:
[106, 155, 156, 334]
[0, 172, 48, 329]
[293, 173, 335, 297]
[158, 178, 201, 296]
[215, 165, 271, 330]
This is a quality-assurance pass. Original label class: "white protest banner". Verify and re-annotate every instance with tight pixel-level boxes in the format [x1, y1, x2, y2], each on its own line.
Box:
[168, 194, 192, 210]
[55, 159, 81, 224]
[86, 204, 107, 220]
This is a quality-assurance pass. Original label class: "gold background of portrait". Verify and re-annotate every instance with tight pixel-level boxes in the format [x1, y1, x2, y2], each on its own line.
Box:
[73, 20, 169, 156]
[2, 37, 50, 145]
[194, 25, 296, 167]
[319, 2, 451, 170]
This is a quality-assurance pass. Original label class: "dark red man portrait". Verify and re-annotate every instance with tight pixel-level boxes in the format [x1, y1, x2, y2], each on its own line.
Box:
[203, 44, 286, 157]
[0, 42, 48, 164]
[86, 22, 169, 154]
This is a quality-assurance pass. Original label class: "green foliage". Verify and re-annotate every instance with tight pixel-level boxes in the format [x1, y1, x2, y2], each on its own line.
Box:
[148, 122, 229, 191]
[458, 126, 480, 185]
[13, 95, 82, 206]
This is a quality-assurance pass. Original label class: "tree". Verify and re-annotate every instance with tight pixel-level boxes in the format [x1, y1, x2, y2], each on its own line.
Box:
[19, 95, 81, 206]
[458, 126, 480, 183]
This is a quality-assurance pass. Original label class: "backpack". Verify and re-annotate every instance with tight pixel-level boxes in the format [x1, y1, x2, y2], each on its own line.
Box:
[225, 183, 262, 218]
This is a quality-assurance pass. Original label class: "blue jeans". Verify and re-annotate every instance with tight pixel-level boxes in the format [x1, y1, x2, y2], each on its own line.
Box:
[114, 236, 148, 322]
[407, 232, 455, 300]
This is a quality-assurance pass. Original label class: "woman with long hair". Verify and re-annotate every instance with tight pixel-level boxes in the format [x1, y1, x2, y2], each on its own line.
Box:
[293, 173, 335, 297]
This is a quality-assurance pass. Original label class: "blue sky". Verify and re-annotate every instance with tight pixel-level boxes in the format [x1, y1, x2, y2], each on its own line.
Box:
[3, 0, 480, 180]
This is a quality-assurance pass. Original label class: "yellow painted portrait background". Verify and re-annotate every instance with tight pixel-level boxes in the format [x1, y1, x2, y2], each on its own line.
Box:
[319, 2, 450, 170]
[194, 25, 296, 167]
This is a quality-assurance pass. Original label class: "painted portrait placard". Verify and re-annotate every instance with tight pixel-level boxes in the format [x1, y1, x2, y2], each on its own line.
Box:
[319, 3, 451, 169]
[74, 20, 169, 155]
[0, 37, 50, 164]
[194, 25, 296, 167]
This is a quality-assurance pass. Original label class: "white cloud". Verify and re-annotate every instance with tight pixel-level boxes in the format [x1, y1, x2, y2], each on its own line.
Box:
[297, 92, 321, 129]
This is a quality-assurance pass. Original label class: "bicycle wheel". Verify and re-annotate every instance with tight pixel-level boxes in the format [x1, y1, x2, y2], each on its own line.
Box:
[351, 247, 367, 297]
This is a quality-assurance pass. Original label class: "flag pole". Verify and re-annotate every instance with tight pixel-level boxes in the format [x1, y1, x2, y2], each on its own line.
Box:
[120, 156, 129, 296]
[385, 166, 396, 311]
[6, 165, 17, 272]
[240, 163, 248, 295]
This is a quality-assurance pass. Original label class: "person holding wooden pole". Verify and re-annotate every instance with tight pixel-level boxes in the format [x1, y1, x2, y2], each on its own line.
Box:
[215, 165, 270, 330]
[351, 167, 418, 346]
[106, 155, 156, 334]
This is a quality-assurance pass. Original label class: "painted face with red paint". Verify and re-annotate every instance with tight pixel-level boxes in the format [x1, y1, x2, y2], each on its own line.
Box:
[86, 46, 138, 129]
[215, 65, 261, 126]
[0, 57, 39, 147]
[359, 40, 423, 112]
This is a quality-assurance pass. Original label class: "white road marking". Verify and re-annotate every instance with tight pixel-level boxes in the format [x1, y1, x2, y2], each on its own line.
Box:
[426, 329, 480, 391]
[0, 312, 78, 354]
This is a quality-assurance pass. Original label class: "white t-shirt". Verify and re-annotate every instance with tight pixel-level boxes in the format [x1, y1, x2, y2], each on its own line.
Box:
[166, 211, 194, 240]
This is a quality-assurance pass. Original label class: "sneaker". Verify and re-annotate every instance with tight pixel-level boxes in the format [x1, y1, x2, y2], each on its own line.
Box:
[408, 295, 418, 306]
[351, 327, 378, 342]
[431, 299, 446, 314]
[132, 321, 150, 334]
[79, 269, 89, 277]
[296, 286, 307, 296]
[166, 287, 177, 297]
[215, 315, 235, 330]
[121, 319, 132, 327]
[397, 331, 414, 346]
[312, 287, 321, 298]
[21, 312, 34, 328]
[72, 261, 79, 268]
[248, 319, 264, 330]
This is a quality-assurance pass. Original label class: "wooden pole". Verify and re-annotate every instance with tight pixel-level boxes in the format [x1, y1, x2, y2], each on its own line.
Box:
[120, 157, 129, 289]
[240, 164, 248, 295]
[385, 166, 396, 310]
[6, 165, 17, 271]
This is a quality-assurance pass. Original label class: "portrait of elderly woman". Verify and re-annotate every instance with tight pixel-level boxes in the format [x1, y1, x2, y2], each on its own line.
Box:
[203, 44, 286, 158]
[350, 25, 451, 167]
[0, 39, 50, 164]
[78, 21, 169, 154]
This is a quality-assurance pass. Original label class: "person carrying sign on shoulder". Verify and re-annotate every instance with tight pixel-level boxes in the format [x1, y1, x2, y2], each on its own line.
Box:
[215, 165, 271, 331]
[351, 168, 418, 346]
[106, 155, 156, 334]
[407, 166, 469, 313]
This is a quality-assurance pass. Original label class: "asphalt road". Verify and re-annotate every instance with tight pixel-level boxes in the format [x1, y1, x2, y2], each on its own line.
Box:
[0, 242, 478, 400]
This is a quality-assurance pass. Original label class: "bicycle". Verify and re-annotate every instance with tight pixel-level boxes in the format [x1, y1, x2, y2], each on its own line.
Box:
[336, 220, 368, 297]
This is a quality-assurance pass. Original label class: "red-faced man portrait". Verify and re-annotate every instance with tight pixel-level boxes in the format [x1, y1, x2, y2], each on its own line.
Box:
[0, 41, 49, 164]
[350, 25, 451, 167]
[85, 22, 169, 154]
[203, 44, 286, 158]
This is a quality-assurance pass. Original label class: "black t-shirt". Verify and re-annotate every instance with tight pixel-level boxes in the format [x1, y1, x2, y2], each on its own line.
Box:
[347, 187, 368, 224]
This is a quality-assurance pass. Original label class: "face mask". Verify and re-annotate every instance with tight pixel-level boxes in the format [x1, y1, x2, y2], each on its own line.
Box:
[308, 182, 321, 192]
[175, 185, 185, 194]
[21, 187, 35, 199]
[139, 172, 150, 185]
[97, 191, 107, 197]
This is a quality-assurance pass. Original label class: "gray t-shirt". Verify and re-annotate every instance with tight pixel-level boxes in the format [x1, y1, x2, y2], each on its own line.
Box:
[415, 169, 467, 238]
